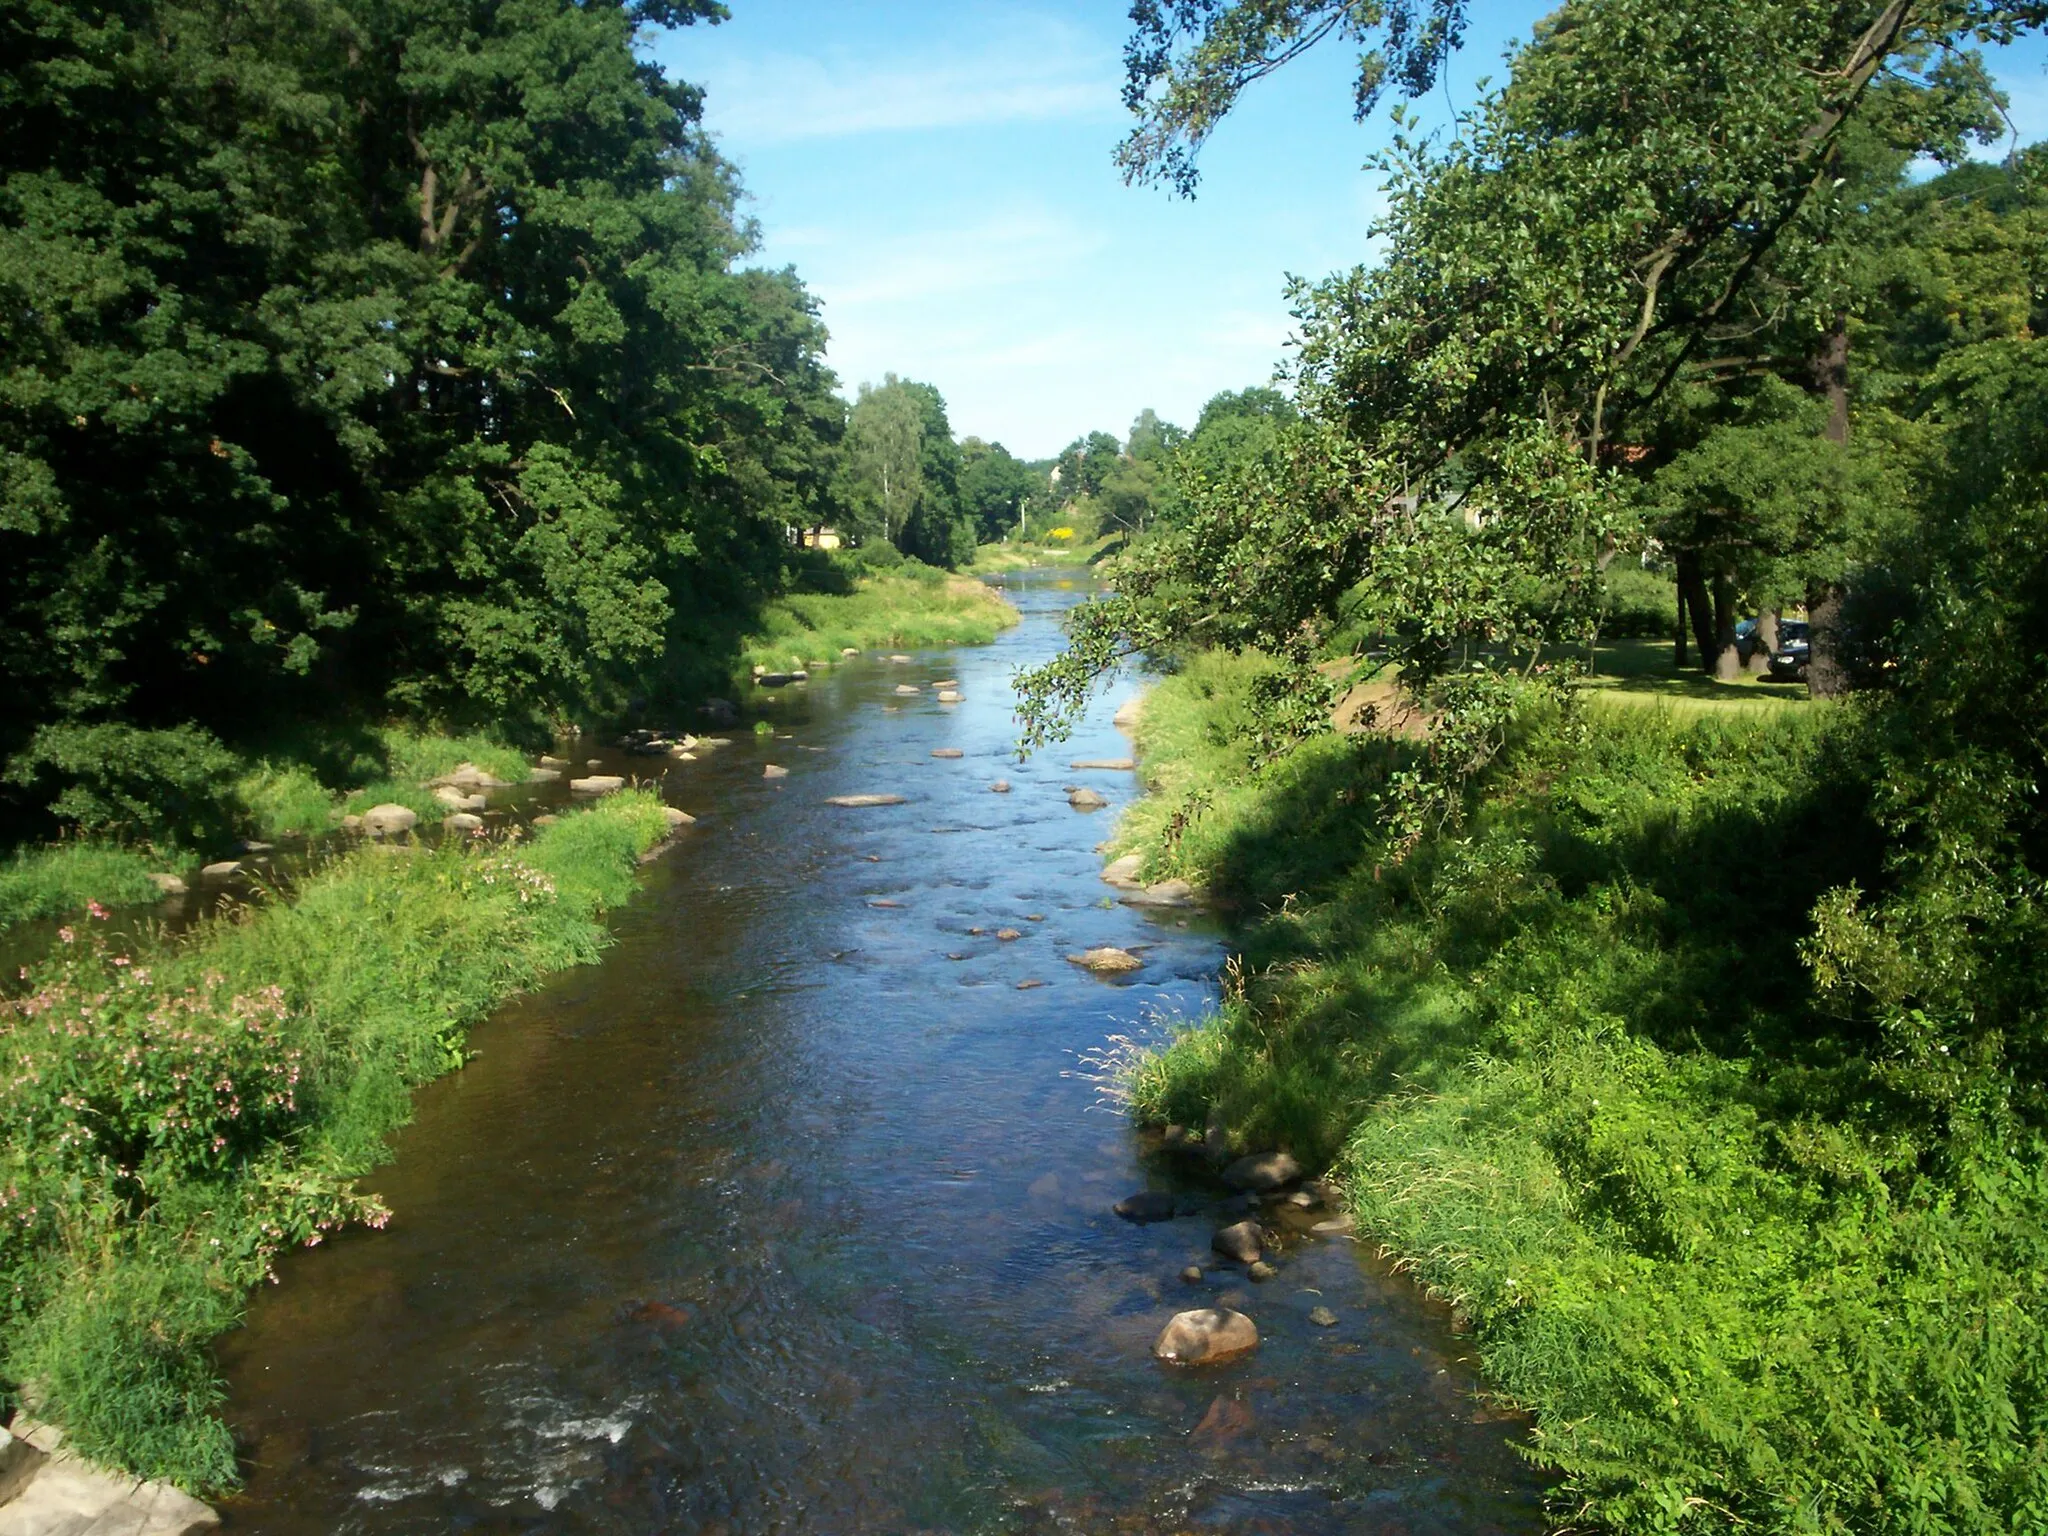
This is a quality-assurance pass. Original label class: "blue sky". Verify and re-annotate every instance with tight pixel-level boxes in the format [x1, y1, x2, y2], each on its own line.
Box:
[651, 3, 2048, 460]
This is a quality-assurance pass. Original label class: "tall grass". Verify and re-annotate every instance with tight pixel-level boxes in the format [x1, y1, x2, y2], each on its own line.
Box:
[1111, 653, 2047, 1532]
[0, 792, 672, 1489]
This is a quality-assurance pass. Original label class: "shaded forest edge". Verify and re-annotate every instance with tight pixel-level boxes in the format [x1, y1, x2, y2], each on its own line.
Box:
[1102, 635, 2044, 1531]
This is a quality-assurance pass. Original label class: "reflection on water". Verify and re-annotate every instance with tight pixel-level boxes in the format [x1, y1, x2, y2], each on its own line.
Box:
[217, 572, 1545, 1534]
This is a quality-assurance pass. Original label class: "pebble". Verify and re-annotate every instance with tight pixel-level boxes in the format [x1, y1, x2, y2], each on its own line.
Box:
[996, 928, 1021, 941]
[990, 780, 1011, 793]
[1181, 1265, 1204, 1284]
[1309, 1306, 1339, 1327]
[1247, 1260, 1277, 1282]
[763, 764, 789, 779]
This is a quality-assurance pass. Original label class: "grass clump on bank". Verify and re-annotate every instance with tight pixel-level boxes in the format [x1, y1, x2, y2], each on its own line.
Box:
[0, 791, 673, 1490]
[1110, 652, 2047, 1532]
[0, 844, 165, 927]
[739, 552, 1017, 675]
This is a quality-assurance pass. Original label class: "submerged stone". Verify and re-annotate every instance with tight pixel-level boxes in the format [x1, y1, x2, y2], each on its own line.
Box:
[1114, 1190, 1177, 1224]
[1153, 1308, 1258, 1365]
[1067, 946, 1142, 974]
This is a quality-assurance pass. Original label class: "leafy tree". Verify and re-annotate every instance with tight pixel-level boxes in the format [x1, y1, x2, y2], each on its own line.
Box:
[0, 0, 851, 830]
[959, 437, 1041, 543]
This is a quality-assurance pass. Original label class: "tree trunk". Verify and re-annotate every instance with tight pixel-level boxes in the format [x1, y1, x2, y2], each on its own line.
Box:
[1711, 570, 1742, 681]
[1806, 318, 1852, 696]
[1746, 606, 1780, 675]
[1675, 549, 1715, 671]
[1807, 581, 1850, 697]
[1674, 576, 1689, 669]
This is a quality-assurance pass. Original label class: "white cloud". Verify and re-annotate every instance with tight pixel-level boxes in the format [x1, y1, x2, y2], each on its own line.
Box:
[696, 14, 1119, 145]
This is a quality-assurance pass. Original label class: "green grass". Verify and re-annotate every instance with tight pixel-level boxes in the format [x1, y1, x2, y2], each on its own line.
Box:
[738, 564, 1017, 675]
[1579, 637, 1813, 717]
[0, 792, 672, 1490]
[1108, 653, 2048, 1532]
[0, 843, 166, 926]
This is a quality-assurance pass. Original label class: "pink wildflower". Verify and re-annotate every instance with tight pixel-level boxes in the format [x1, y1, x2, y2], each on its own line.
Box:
[86, 900, 109, 920]
[56, 928, 74, 944]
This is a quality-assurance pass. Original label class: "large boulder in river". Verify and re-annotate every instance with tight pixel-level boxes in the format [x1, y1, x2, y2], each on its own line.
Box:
[1067, 946, 1143, 975]
[1067, 787, 1109, 811]
[1153, 1308, 1258, 1366]
[1071, 757, 1136, 771]
[570, 775, 625, 794]
[663, 807, 695, 829]
[361, 803, 418, 838]
[1211, 1220, 1264, 1264]
[443, 812, 483, 832]
[1222, 1152, 1302, 1194]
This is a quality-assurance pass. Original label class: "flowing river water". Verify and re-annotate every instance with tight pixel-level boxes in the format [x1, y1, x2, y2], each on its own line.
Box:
[215, 571, 1546, 1535]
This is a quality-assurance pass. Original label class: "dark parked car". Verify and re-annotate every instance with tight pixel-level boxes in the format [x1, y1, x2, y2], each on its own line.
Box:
[1765, 619, 1811, 681]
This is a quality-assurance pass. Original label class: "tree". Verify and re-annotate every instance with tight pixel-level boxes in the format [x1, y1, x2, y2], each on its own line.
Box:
[959, 437, 1041, 543]
[0, 0, 851, 829]
[843, 374, 973, 566]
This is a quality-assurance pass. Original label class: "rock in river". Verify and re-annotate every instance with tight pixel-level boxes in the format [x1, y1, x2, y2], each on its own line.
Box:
[361, 803, 418, 837]
[1222, 1152, 1303, 1194]
[826, 794, 908, 807]
[1122, 879, 1196, 908]
[1153, 1308, 1259, 1366]
[1067, 787, 1109, 810]
[1067, 946, 1142, 974]
[570, 775, 625, 794]
[1211, 1220, 1263, 1264]
[200, 860, 243, 880]
[1113, 1191, 1177, 1224]
[894, 684, 921, 696]
[931, 748, 963, 759]
[762, 764, 789, 779]
[444, 812, 483, 832]
[990, 780, 1011, 793]
[937, 690, 964, 703]
[1309, 1306, 1339, 1327]
[147, 872, 188, 897]
[1100, 852, 1144, 887]
[1070, 757, 1136, 771]
[663, 807, 695, 829]
[1247, 1260, 1277, 1282]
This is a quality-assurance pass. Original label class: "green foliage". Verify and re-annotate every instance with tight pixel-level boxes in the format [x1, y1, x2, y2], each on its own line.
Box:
[0, 843, 163, 927]
[4, 724, 240, 849]
[1113, 665, 2048, 1528]
[0, 793, 671, 1487]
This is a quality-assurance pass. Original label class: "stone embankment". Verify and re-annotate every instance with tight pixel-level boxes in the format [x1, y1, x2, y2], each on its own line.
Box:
[0, 1418, 217, 1536]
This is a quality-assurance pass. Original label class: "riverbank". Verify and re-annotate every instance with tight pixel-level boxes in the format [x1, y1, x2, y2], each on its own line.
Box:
[1104, 649, 2047, 1532]
[0, 791, 676, 1493]
[738, 558, 1018, 677]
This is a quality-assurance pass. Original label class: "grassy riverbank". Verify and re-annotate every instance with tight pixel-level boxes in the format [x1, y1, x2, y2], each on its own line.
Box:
[0, 792, 674, 1490]
[738, 557, 1019, 676]
[1108, 651, 2047, 1532]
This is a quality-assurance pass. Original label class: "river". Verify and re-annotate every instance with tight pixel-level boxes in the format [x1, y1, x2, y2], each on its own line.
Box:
[215, 571, 1545, 1535]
